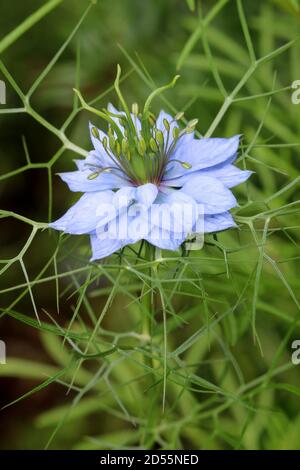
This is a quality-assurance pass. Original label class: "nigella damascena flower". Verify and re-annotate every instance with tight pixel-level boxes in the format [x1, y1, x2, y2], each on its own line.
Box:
[50, 101, 251, 260]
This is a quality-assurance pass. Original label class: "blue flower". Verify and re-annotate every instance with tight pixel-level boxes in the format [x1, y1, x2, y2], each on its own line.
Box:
[50, 104, 251, 260]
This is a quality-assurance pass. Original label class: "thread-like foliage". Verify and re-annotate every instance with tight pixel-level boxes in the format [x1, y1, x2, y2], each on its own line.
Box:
[1, 0, 300, 450]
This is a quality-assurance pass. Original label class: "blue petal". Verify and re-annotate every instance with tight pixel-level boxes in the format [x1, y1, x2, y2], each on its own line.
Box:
[107, 103, 126, 130]
[112, 186, 136, 209]
[164, 161, 251, 189]
[74, 152, 104, 172]
[58, 170, 130, 192]
[198, 164, 252, 188]
[49, 191, 114, 234]
[90, 232, 124, 260]
[89, 121, 126, 171]
[112, 208, 150, 242]
[89, 122, 108, 155]
[74, 159, 86, 171]
[181, 174, 237, 214]
[90, 206, 148, 260]
[156, 110, 175, 130]
[108, 185, 157, 241]
[165, 135, 240, 180]
[147, 189, 198, 236]
[112, 184, 158, 210]
[74, 150, 118, 173]
[203, 212, 236, 233]
[96, 185, 156, 238]
[136, 183, 158, 207]
[112, 184, 158, 241]
[145, 227, 185, 251]
[155, 110, 178, 150]
[126, 207, 150, 240]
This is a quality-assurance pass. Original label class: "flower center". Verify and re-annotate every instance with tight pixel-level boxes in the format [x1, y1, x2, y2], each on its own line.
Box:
[89, 107, 197, 186]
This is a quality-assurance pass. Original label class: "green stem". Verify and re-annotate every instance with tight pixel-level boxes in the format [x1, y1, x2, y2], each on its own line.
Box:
[141, 242, 155, 362]
[140, 242, 158, 448]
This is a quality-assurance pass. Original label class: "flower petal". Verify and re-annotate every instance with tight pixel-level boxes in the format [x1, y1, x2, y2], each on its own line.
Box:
[147, 189, 198, 235]
[181, 174, 237, 214]
[49, 191, 114, 234]
[89, 122, 107, 154]
[155, 110, 178, 150]
[112, 186, 136, 208]
[58, 169, 130, 192]
[156, 110, 175, 129]
[203, 211, 236, 233]
[96, 185, 157, 236]
[136, 183, 158, 207]
[107, 103, 142, 134]
[108, 208, 150, 242]
[90, 232, 124, 261]
[111, 184, 158, 210]
[145, 227, 185, 251]
[164, 161, 251, 189]
[90, 206, 148, 259]
[200, 164, 252, 188]
[165, 134, 240, 179]
[74, 150, 118, 173]
[107, 103, 126, 128]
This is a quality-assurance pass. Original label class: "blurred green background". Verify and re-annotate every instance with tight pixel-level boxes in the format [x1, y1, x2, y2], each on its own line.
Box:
[1, 0, 300, 450]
